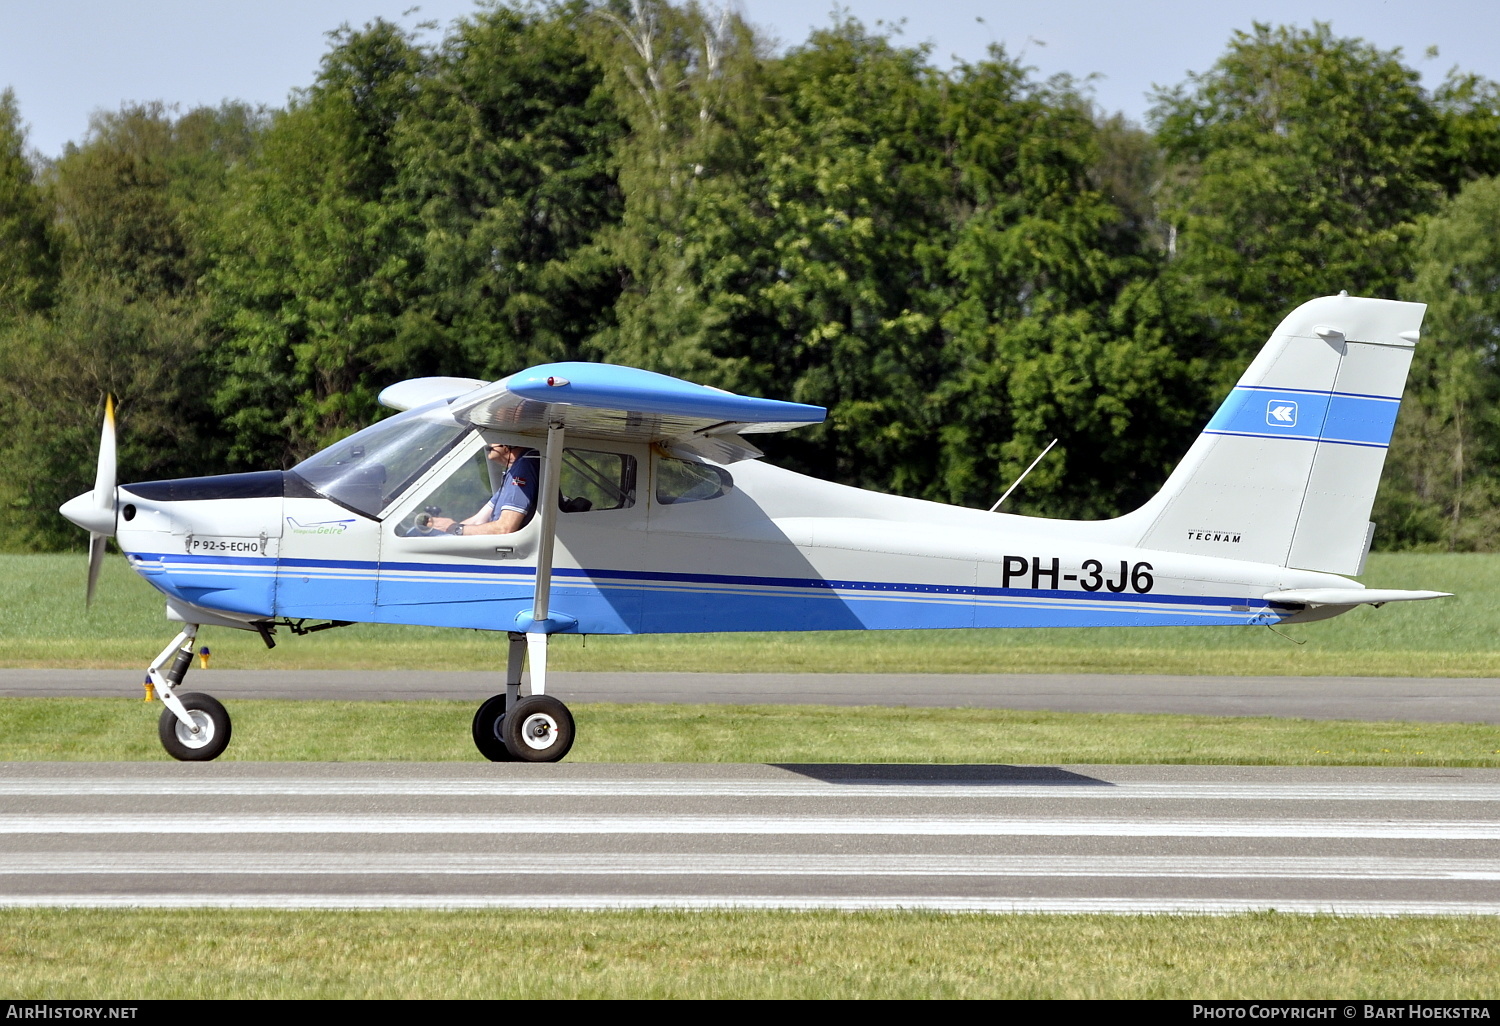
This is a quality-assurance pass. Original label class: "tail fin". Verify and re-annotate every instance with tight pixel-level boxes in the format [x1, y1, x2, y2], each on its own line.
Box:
[1128, 295, 1425, 574]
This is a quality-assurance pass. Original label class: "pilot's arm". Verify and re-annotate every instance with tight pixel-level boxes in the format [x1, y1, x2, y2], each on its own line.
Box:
[460, 501, 495, 527]
[428, 500, 492, 535]
[429, 462, 536, 536]
[455, 508, 527, 535]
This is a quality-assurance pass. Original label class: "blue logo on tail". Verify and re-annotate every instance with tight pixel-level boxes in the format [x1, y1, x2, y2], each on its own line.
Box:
[1265, 400, 1298, 427]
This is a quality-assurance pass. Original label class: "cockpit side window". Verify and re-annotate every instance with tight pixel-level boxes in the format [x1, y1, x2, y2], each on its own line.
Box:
[561, 449, 636, 513]
[394, 444, 496, 536]
[288, 405, 470, 518]
[655, 457, 732, 505]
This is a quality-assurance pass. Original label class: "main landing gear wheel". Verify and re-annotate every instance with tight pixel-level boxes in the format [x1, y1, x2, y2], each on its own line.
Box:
[158, 692, 232, 762]
[471, 694, 519, 762]
[502, 695, 575, 763]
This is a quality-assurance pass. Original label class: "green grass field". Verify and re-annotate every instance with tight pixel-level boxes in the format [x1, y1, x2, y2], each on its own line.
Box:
[2, 698, 1497, 764]
[5, 909, 1498, 999]
[1, 551, 1495, 675]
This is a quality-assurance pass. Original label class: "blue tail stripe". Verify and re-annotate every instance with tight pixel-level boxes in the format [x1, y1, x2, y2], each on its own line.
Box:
[1204, 386, 1399, 448]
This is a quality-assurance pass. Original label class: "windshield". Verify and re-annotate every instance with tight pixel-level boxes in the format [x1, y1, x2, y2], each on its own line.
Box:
[289, 404, 471, 518]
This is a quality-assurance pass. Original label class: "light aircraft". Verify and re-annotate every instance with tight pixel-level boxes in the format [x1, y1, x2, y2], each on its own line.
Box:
[59, 294, 1450, 762]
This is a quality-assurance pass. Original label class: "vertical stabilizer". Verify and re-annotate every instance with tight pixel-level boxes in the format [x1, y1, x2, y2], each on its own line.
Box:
[1129, 295, 1424, 574]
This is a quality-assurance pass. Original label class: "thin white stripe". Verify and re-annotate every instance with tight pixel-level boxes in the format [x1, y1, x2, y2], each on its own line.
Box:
[4, 779, 1499, 801]
[3, 815, 1496, 838]
[2, 853, 1494, 880]
[1, 895, 1495, 915]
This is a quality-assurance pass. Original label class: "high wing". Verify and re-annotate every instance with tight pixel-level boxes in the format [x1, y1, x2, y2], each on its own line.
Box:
[378, 376, 488, 411]
[382, 362, 827, 463]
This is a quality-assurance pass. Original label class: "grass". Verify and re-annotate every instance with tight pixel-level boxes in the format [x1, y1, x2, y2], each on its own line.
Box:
[3, 554, 1496, 1000]
[1, 698, 1497, 765]
[0, 551, 1496, 675]
[3, 908, 1499, 998]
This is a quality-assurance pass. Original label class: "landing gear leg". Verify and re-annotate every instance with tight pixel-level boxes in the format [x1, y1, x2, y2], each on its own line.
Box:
[502, 632, 575, 762]
[472, 632, 526, 762]
[148, 625, 232, 762]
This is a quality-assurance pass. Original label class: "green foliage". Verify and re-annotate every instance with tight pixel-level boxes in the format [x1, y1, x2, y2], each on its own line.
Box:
[208, 20, 428, 466]
[0, 102, 256, 548]
[936, 60, 1190, 515]
[4, 6, 1500, 548]
[0, 286, 213, 550]
[1150, 23, 1486, 385]
[395, 2, 625, 378]
[723, 20, 954, 489]
[1379, 174, 1500, 549]
[583, 0, 764, 383]
[0, 90, 56, 316]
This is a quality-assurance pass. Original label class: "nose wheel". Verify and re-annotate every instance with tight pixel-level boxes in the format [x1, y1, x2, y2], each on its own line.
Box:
[157, 692, 232, 762]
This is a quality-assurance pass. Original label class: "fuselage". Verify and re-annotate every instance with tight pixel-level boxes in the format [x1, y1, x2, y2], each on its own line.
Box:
[113, 426, 1351, 636]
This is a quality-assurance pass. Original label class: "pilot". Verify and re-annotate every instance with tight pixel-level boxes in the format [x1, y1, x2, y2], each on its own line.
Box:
[428, 443, 539, 536]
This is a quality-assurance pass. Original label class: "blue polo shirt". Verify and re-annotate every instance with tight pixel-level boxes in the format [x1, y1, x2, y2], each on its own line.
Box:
[489, 451, 539, 525]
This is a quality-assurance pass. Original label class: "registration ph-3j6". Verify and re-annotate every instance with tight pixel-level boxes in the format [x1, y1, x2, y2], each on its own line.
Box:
[59, 294, 1450, 762]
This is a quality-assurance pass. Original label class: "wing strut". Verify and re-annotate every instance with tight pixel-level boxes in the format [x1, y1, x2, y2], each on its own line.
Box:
[526, 419, 566, 696]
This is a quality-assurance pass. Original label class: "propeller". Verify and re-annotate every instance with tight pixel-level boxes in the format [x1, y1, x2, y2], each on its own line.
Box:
[58, 396, 118, 606]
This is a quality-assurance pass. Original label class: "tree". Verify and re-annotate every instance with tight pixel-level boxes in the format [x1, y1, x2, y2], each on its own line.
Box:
[582, 0, 764, 381]
[666, 17, 956, 491]
[208, 20, 427, 467]
[0, 102, 258, 549]
[1151, 23, 1457, 385]
[1377, 174, 1500, 550]
[933, 55, 1194, 517]
[394, 1, 625, 381]
[0, 90, 56, 318]
[0, 284, 213, 551]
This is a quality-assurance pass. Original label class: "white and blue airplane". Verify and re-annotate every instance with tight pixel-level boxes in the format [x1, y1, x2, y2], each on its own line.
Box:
[60, 294, 1450, 762]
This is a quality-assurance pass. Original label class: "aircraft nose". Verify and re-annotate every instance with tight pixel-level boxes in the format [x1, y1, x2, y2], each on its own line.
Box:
[59, 490, 116, 535]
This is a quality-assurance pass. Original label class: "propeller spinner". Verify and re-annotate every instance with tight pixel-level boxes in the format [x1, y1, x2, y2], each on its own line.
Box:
[58, 396, 118, 605]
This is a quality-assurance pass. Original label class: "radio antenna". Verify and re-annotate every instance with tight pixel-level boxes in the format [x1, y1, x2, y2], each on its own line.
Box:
[988, 438, 1058, 512]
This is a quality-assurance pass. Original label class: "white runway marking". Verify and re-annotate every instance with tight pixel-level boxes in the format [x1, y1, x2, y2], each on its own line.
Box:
[2, 778, 1497, 802]
[3, 894, 1499, 915]
[3, 853, 1498, 880]
[7, 767, 1498, 913]
[4, 814, 1498, 839]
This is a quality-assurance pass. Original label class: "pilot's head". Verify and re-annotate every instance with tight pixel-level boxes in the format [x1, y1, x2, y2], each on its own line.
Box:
[486, 443, 534, 469]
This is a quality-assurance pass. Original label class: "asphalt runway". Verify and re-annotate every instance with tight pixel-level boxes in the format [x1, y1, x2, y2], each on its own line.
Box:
[4, 669, 1499, 722]
[2, 761, 1498, 913]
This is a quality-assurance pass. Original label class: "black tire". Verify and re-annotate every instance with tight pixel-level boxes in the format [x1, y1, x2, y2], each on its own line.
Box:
[471, 694, 519, 762]
[502, 695, 575, 763]
[158, 692, 232, 762]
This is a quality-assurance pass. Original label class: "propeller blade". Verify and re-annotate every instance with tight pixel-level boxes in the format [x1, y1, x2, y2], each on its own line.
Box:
[86, 532, 106, 607]
[65, 395, 118, 608]
[93, 395, 116, 510]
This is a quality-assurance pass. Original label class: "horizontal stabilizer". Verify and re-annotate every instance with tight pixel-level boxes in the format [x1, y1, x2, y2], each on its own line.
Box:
[378, 377, 489, 411]
[1264, 588, 1452, 608]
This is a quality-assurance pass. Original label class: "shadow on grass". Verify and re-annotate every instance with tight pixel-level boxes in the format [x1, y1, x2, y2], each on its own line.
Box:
[772, 763, 1113, 785]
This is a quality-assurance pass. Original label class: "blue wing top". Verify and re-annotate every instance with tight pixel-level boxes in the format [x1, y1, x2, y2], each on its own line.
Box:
[442, 362, 826, 462]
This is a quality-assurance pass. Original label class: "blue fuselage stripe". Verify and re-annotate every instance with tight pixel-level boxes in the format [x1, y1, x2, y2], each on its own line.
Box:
[133, 551, 1275, 612]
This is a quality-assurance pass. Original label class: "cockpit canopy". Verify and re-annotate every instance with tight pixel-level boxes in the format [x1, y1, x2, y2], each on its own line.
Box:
[289, 403, 471, 518]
